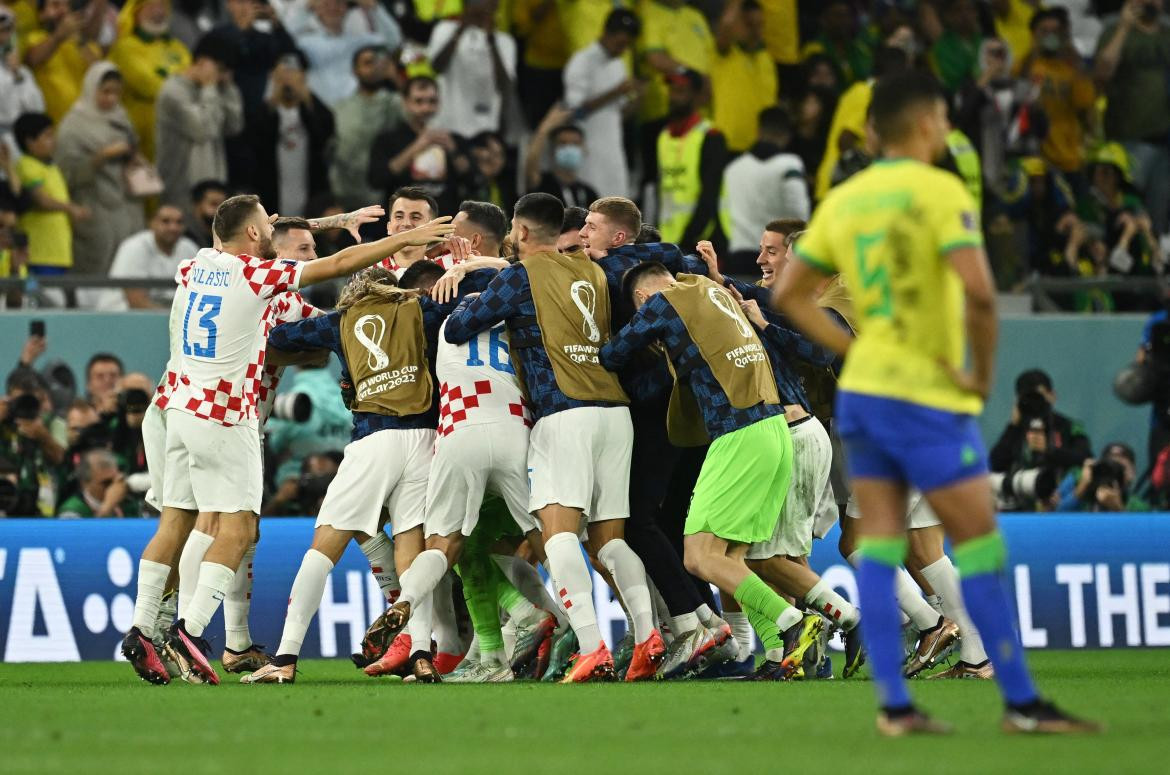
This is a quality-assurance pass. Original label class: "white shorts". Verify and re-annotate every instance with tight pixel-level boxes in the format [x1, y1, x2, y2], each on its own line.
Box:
[162, 409, 263, 514]
[749, 416, 833, 560]
[316, 428, 434, 537]
[426, 422, 537, 537]
[907, 489, 943, 529]
[142, 403, 167, 512]
[528, 406, 633, 522]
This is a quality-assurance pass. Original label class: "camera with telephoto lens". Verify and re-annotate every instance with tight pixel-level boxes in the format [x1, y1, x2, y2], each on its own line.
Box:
[272, 392, 313, 422]
[1085, 459, 1127, 503]
[9, 393, 42, 421]
[1017, 389, 1052, 422]
[989, 466, 1059, 511]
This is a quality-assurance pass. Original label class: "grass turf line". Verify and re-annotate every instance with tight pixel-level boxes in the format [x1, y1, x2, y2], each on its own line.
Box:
[0, 651, 1167, 775]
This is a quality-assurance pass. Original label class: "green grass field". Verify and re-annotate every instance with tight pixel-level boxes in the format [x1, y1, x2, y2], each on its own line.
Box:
[1, 651, 1167, 775]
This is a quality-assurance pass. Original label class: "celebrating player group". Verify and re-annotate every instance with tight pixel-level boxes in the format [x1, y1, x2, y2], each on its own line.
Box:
[120, 70, 1097, 736]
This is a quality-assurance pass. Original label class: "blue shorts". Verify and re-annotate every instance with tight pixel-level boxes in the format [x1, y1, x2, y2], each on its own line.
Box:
[834, 391, 988, 493]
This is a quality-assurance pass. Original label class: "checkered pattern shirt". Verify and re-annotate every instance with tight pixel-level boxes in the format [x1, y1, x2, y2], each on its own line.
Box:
[267, 298, 448, 441]
[257, 292, 322, 425]
[156, 249, 304, 428]
[600, 293, 783, 440]
[444, 263, 624, 421]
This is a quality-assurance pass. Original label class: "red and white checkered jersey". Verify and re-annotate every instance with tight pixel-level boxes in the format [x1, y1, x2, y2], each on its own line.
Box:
[379, 252, 457, 279]
[257, 291, 322, 425]
[158, 248, 305, 428]
[153, 259, 194, 408]
[436, 319, 531, 438]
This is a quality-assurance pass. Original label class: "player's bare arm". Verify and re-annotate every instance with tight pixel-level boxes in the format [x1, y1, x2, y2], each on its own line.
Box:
[300, 217, 454, 287]
[942, 245, 998, 401]
[772, 259, 853, 358]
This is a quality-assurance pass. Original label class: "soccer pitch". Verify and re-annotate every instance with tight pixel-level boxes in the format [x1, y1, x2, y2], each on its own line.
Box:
[1, 652, 1167, 774]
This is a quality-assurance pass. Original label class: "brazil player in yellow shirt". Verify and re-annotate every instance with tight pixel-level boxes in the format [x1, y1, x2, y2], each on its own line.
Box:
[774, 71, 1099, 737]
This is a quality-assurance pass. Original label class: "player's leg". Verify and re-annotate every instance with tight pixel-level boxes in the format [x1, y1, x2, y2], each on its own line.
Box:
[357, 528, 401, 605]
[178, 512, 218, 617]
[221, 519, 264, 673]
[243, 524, 354, 684]
[906, 523, 975, 677]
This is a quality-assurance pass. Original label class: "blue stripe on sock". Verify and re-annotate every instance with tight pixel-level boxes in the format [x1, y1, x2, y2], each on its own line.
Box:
[960, 572, 1038, 706]
[856, 558, 912, 710]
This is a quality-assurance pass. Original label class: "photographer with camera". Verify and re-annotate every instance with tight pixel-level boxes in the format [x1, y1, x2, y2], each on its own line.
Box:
[261, 451, 342, 517]
[104, 372, 153, 477]
[0, 368, 66, 516]
[990, 369, 1092, 476]
[56, 447, 141, 518]
[1055, 442, 1150, 512]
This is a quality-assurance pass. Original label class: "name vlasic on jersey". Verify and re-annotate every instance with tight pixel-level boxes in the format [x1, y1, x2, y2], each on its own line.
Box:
[435, 319, 531, 438]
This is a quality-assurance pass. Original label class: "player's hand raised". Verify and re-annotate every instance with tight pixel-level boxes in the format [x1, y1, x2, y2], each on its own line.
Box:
[400, 216, 455, 247]
[341, 205, 385, 242]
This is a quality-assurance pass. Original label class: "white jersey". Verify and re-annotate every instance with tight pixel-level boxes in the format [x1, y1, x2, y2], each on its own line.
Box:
[435, 319, 531, 438]
[154, 248, 304, 428]
[256, 291, 321, 425]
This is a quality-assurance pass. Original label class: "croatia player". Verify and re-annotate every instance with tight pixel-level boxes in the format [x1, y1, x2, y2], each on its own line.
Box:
[776, 71, 1097, 735]
[121, 194, 452, 686]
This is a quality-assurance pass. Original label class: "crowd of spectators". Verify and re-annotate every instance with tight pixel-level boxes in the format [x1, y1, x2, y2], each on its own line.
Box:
[0, 0, 1169, 313]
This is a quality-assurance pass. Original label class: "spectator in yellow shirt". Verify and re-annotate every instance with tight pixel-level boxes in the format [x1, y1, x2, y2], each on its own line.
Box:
[711, 0, 777, 153]
[1017, 7, 1094, 177]
[636, 0, 714, 123]
[108, 0, 191, 161]
[512, 0, 568, 129]
[21, 0, 102, 123]
[13, 112, 90, 275]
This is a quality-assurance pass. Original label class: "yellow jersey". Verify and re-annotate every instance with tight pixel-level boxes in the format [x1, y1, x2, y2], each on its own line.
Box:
[795, 158, 985, 415]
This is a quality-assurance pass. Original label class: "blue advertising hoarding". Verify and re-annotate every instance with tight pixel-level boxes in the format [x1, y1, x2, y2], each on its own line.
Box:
[1, 514, 1168, 662]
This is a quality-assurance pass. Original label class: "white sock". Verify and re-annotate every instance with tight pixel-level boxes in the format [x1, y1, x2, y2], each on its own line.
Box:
[464, 632, 480, 663]
[277, 549, 333, 657]
[672, 611, 701, 635]
[804, 579, 860, 630]
[926, 594, 944, 615]
[131, 559, 170, 638]
[405, 586, 434, 655]
[360, 531, 401, 604]
[777, 606, 803, 633]
[543, 532, 603, 652]
[850, 550, 938, 631]
[482, 647, 508, 668]
[695, 604, 716, 627]
[493, 554, 564, 628]
[725, 610, 753, 661]
[178, 530, 213, 618]
[920, 556, 988, 664]
[223, 543, 255, 652]
[184, 562, 235, 637]
[597, 538, 654, 643]
[503, 589, 541, 624]
[153, 590, 177, 641]
[432, 571, 462, 655]
[399, 549, 448, 608]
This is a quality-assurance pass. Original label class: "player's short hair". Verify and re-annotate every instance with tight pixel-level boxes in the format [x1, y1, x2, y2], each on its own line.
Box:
[785, 230, 805, 247]
[399, 260, 446, 291]
[190, 179, 227, 203]
[758, 106, 793, 138]
[85, 353, 124, 381]
[603, 8, 641, 37]
[589, 196, 642, 238]
[213, 193, 263, 243]
[636, 224, 661, 244]
[621, 261, 671, 307]
[869, 71, 945, 144]
[403, 75, 438, 98]
[13, 112, 52, 153]
[458, 200, 508, 246]
[391, 186, 439, 219]
[272, 216, 312, 238]
[561, 206, 588, 235]
[765, 218, 807, 238]
[513, 193, 565, 241]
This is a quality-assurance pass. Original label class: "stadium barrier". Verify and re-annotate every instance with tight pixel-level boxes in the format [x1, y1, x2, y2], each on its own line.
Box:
[1, 514, 1167, 662]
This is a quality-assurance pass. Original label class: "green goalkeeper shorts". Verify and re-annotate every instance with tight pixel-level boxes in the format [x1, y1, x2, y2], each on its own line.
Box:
[685, 414, 792, 544]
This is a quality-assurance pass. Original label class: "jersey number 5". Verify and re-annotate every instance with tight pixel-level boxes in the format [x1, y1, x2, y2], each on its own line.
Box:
[182, 292, 223, 358]
[854, 232, 893, 319]
[466, 325, 515, 374]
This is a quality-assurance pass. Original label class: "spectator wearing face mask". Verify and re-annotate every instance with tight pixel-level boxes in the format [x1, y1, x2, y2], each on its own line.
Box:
[1017, 8, 1094, 183]
[56, 447, 140, 517]
[108, 0, 192, 161]
[524, 104, 598, 208]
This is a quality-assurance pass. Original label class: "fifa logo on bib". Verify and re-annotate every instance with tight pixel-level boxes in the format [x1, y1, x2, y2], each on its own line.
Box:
[708, 287, 753, 338]
[354, 314, 390, 370]
[570, 280, 601, 343]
